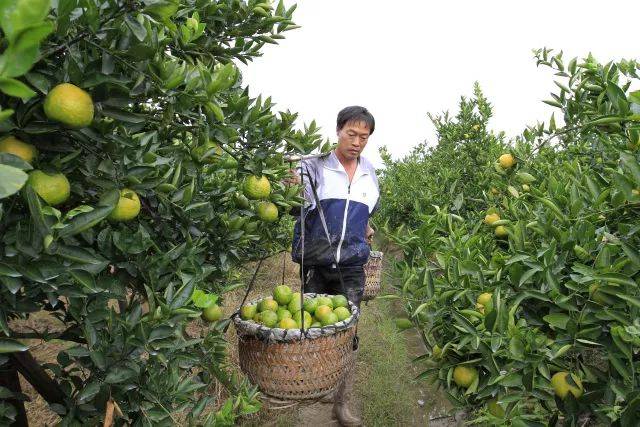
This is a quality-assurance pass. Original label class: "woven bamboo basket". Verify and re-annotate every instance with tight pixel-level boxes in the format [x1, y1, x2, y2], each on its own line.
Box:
[362, 251, 383, 301]
[234, 294, 359, 400]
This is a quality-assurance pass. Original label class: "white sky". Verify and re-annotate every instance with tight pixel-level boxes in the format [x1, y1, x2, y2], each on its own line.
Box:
[241, 0, 639, 167]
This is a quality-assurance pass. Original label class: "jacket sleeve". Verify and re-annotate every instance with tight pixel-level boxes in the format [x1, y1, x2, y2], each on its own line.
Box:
[288, 158, 318, 216]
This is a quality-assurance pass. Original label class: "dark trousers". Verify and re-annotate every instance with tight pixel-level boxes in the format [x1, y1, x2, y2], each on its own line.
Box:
[302, 264, 365, 309]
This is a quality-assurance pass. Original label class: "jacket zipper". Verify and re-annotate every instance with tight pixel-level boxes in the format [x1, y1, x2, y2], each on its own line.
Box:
[336, 183, 351, 264]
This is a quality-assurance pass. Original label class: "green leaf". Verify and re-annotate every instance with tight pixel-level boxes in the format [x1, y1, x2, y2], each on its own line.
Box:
[0, 338, 28, 353]
[69, 270, 98, 293]
[192, 290, 218, 308]
[620, 152, 640, 185]
[0, 164, 27, 198]
[0, 77, 35, 99]
[76, 381, 100, 404]
[0, 0, 50, 42]
[104, 367, 137, 384]
[125, 14, 147, 41]
[543, 313, 570, 330]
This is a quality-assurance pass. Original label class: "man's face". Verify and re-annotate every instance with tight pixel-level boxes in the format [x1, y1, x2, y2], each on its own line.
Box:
[336, 121, 371, 161]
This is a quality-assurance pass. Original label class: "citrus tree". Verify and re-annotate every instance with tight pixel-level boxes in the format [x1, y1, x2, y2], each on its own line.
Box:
[377, 83, 506, 229]
[0, 0, 323, 425]
[380, 51, 640, 426]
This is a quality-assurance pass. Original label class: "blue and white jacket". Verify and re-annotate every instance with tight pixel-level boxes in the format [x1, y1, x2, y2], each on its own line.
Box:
[292, 151, 380, 267]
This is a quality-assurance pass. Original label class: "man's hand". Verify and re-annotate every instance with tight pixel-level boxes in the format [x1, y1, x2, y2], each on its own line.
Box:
[366, 224, 375, 244]
[282, 168, 301, 187]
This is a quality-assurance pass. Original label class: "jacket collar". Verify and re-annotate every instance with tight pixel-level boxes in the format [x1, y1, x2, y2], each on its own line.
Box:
[324, 151, 369, 181]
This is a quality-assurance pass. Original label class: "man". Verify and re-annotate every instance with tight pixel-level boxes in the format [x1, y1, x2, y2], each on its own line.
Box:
[290, 106, 379, 426]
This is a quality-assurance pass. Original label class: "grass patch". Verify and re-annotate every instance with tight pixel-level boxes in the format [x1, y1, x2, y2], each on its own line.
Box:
[355, 298, 416, 426]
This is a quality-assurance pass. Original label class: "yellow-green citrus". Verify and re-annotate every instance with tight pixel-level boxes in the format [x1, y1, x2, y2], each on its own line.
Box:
[453, 365, 478, 388]
[332, 294, 348, 308]
[316, 296, 333, 309]
[293, 310, 312, 329]
[193, 143, 223, 164]
[276, 308, 292, 321]
[28, 170, 71, 206]
[261, 310, 278, 328]
[273, 285, 293, 305]
[432, 345, 443, 359]
[484, 213, 500, 225]
[256, 201, 278, 222]
[310, 321, 322, 328]
[477, 293, 492, 307]
[495, 225, 508, 238]
[243, 175, 271, 199]
[257, 297, 278, 313]
[315, 305, 333, 323]
[551, 372, 583, 399]
[108, 189, 141, 222]
[44, 83, 94, 128]
[201, 304, 222, 322]
[0, 136, 37, 163]
[303, 298, 318, 314]
[288, 292, 302, 313]
[321, 312, 339, 326]
[498, 153, 516, 169]
[240, 304, 257, 320]
[333, 306, 350, 321]
[395, 318, 413, 330]
[278, 317, 297, 329]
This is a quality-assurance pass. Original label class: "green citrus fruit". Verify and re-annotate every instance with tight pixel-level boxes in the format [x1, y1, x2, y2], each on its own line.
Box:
[243, 175, 271, 200]
[498, 153, 516, 169]
[221, 156, 238, 169]
[44, 83, 94, 128]
[333, 306, 351, 321]
[310, 321, 322, 328]
[453, 365, 478, 388]
[293, 310, 312, 329]
[192, 143, 223, 164]
[332, 294, 348, 308]
[108, 189, 141, 222]
[314, 305, 333, 323]
[276, 308, 292, 321]
[432, 345, 443, 359]
[261, 310, 278, 328]
[257, 297, 278, 312]
[483, 213, 500, 225]
[288, 292, 302, 313]
[316, 296, 333, 309]
[321, 312, 339, 326]
[201, 304, 222, 322]
[28, 170, 71, 206]
[551, 372, 583, 399]
[303, 298, 318, 314]
[256, 201, 278, 222]
[273, 285, 293, 305]
[0, 136, 37, 163]
[494, 225, 508, 238]
[253, 312, 263, 323]
[278, 317, 297, 329]
[240, 304, 257, 320]
[395, 318, 413, 331]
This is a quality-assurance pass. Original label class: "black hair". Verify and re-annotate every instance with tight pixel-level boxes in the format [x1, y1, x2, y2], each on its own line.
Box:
[337, 106, 375, 134]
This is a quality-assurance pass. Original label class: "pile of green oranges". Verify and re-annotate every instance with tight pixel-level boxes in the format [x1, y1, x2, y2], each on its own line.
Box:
[240, 285, 352, 329]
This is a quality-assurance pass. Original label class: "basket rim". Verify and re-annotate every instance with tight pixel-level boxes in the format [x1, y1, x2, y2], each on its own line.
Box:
[232, 293, 359, 343]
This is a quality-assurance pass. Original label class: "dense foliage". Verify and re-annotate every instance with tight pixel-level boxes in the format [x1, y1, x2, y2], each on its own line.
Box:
[379, 51, 640, 426]
[0, 0, 323, 425]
